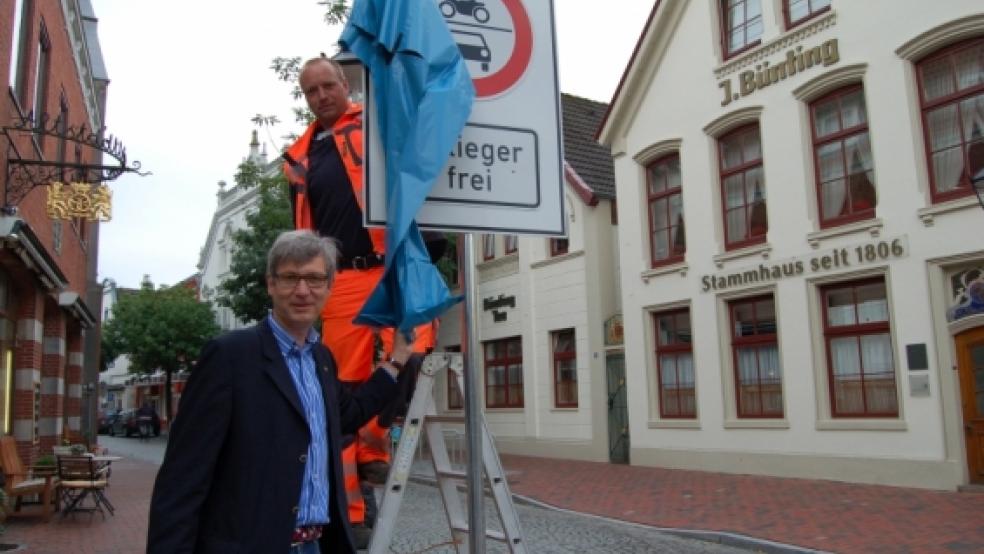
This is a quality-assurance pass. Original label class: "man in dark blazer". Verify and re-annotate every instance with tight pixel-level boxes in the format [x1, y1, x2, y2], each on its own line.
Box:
[147, 229, 412, 553]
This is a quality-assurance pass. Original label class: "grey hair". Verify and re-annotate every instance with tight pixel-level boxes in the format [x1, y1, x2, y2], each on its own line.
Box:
[266, 230, 338, 284]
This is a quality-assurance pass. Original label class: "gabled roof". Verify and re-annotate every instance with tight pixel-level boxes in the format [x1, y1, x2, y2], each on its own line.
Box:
[597, 1, 671, 145]
[561, 93, 615, 200]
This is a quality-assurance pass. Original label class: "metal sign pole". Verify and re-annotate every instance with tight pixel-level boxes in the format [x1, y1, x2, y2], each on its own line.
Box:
[461, 232, 486, 553]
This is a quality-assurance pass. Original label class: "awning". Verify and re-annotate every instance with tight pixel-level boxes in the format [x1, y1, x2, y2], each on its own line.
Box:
[0, 216, 96, 328]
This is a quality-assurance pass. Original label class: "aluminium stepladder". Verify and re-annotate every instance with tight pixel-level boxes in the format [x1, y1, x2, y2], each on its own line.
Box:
[368, 351, 527, 553]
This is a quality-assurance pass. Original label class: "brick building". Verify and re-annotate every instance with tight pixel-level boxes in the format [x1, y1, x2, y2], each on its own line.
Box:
[1, 0, 108, 464]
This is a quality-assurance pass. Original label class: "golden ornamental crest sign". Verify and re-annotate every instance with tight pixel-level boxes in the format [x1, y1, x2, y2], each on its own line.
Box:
[46, 182, 112, 221]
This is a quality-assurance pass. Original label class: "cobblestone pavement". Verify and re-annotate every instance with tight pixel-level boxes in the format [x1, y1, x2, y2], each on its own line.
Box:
[5, 436, 984, 553]
[385, 482, 749, 554]
[0, 436, 754, 553]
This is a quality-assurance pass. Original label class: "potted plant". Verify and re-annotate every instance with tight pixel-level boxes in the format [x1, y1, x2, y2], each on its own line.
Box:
[32, 455, 56, 477]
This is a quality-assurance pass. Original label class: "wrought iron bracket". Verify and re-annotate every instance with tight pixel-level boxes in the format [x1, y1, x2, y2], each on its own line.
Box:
[2, 111, 150, 214]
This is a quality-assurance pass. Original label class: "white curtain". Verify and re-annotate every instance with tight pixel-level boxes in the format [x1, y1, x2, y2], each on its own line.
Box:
[927, 106, 964, 193]
[861, 334, 897, 413]
[830, 337, 863, 414]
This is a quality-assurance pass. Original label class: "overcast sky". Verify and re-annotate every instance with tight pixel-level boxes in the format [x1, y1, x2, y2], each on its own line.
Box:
[92, 0, 654, 289]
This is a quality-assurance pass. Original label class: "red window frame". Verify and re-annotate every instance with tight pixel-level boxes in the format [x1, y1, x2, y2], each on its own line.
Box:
[646, 154, 686, 267]
[482, 234, 495, 261]
[810, 85, 877, 228]
[916, 37, 984, 204]
[719, 124, 767, 250]
[729, 295, 783, 418]
[484, 337, 523, 409]
[821, 278, 898, 418]
[446, 345, 462, 410]
[504, 235, 518, 254]
[551, 329, 577, 408]
[783, 0, 831, 30]
[720, 0, 762, 60]
[654, 309, 696, 419]
[549, 238, 569, 257]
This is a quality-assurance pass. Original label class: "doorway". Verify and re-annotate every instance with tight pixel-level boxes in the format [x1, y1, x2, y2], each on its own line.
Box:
[956, 327, 984, 484]
[606, 352, 629, 464]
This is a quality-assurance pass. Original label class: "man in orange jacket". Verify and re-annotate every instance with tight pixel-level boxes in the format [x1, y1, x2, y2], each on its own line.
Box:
[284, 56, 435, 544]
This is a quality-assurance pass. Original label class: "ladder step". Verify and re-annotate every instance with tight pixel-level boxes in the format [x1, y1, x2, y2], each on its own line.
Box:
[435, 468, 467, 480]
[425, 415, 465, 425]
[450, 524, 507, 542]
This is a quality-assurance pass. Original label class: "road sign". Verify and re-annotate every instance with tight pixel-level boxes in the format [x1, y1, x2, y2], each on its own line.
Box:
[365, 0, 565, 236]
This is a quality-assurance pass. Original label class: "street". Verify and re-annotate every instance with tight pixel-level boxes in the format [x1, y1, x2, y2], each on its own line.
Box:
[96, 434, 751, 553]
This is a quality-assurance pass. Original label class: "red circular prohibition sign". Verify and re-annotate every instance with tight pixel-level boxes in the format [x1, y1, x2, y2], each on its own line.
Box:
[472, 0, 533, 98]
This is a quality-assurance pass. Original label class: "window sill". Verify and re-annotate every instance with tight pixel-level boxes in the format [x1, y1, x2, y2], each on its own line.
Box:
[549, 407, 579, 413]
[485, 408, 525, 413]
[807, 218, 883, 248]
[641, 262, 688, 283]
[713, 243, 772, 268]
[723, 418, 789, 429]
[917, 196, 980, 227]
[648, 419, 700, 429]
[531, 249, 584, 269]
[815, 419, 907, 431]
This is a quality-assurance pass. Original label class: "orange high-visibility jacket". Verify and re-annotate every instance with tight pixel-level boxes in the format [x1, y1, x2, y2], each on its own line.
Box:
[283, 103, 385, 254]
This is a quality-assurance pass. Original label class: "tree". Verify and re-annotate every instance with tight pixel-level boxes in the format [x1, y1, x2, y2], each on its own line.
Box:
[102, 280, 219, 424]
[216, 161, 293, 323]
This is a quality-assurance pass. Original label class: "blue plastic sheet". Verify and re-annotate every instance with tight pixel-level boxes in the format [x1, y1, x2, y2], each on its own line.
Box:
[341, 0, 475, 333]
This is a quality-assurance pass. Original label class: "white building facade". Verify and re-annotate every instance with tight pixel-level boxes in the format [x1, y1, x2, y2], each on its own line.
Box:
[436, 95, 626, 463]
[198, 132, 270, 331]
[599, 0, 984, 490]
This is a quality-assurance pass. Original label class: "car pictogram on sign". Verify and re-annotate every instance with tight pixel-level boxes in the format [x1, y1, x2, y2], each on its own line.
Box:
[451, 30, 492, 72]
[439, 0, 490, 23]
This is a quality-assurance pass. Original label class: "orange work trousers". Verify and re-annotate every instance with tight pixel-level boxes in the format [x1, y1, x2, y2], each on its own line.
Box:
[321, 266, 437, 523]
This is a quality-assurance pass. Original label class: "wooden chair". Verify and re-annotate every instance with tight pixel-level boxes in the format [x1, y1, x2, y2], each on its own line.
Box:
[56, 455, 113, 518]
[0, 436, 58, 522]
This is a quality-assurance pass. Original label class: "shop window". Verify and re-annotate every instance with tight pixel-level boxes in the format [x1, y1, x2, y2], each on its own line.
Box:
[720, 0, 763, 59]
[784, 0, 831, 29]
[551, 329, 577, 408]
[917, 37, 984, 204]
[446, 345, 462, 410]
[719, 124, 767, 249]
[549, 238, 568, 257]
[729, 295, 783, 417]
[654, 309, 696, 418]
[646, 154, 686, 267]
[484, 337, 523, 408]
[811, 85, 876, 227]
[821, 278, 898, 417]
[482, 234, 495, 261]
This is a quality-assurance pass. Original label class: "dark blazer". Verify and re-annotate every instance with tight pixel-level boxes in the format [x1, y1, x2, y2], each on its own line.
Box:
[147, 319, 397, 554]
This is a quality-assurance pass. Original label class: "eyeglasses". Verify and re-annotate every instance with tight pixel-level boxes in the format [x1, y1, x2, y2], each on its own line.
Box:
[273, 273, 331, 290]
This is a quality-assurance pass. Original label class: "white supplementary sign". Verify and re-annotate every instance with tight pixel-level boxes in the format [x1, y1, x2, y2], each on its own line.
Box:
[364, 0, 566, 236]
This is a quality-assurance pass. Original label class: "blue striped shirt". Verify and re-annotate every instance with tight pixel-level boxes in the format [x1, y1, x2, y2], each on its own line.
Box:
[267, 315, 330, 526]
